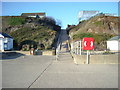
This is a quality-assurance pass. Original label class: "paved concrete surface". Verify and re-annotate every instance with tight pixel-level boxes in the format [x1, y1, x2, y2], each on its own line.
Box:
[0, 60, 2, 89]
[30, 63, 118, 88]
[2, 55, 118, 88]
[2, 55, 54, 88]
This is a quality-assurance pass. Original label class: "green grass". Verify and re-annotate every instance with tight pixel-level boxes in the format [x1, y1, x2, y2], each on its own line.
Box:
[8, 17, 25, 26]
[72, 33, 114, 44]
[93, 21, 103, 26]
[73, 33, 94, 40]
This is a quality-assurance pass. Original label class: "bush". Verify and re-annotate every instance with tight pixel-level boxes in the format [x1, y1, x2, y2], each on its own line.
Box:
[39, 17, 56, 27]
[103, 51, 114, 54]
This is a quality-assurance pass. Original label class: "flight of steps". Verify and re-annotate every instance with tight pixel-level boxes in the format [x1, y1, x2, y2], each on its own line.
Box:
[58, 52, 73, 63]
[56, 30, 73, 63]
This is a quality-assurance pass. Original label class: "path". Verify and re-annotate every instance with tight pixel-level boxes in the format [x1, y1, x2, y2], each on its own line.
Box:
[58, 30, 73, 63]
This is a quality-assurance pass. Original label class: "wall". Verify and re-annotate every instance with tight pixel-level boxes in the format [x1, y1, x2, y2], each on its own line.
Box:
[3, 38, 13, 50]
[0, 38, 4, 51]
[73, 53, 119, 64]
[107, 40, 120, 51]
[42, 50, 55, 55]
[7, 38, 13, 50]
[15, 51, 30, 55]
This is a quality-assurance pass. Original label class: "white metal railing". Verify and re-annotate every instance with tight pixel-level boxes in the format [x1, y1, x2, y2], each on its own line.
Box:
[56, 31, 61, 61]
[71, 40, 82, 55]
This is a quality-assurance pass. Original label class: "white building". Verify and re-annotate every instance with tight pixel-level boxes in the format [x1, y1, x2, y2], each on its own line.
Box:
[21, 12, 46, 18]
[0, 32, 13, 51]
[78, 11, 99, 21]
[107, 36, 120, 51]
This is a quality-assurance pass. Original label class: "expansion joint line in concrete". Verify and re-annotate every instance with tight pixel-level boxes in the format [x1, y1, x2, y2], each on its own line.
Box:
[27, 60, 53, 89]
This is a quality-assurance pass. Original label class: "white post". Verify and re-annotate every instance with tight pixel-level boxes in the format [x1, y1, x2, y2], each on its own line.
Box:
[56, 53, 58, 61]
[77, 41, 79, 55]
[72, 42, 74, 53]
[86, 50, 89, 64]
[79, 41, 82, 55]
[72, 41, 74, 54]
[75, 48, 77, 54]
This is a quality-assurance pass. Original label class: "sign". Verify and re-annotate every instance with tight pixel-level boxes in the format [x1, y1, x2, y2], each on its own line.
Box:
[82, 37, 94, 50]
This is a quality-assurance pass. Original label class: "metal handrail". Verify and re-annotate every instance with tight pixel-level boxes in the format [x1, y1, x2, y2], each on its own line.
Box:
[56, 31, 61, 61]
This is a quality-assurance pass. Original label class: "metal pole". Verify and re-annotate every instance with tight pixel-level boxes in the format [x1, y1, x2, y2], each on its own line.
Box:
[71, 42, 73, 54]
[86, 50, 89, 64]
[76, 48, 78, 55]
[80, 41, 82, 55]
[77, 41, 79, 55]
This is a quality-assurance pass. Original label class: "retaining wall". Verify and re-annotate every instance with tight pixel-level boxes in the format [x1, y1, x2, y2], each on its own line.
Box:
[42, 50, 55, 55]
[3, 50, 55, 56]
[73, 53, 119, 64]
[15, 51, 30, 55]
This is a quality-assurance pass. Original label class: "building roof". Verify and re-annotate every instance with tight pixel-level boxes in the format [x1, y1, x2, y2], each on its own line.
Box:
[108, 36, 120, 41]
[21, 12, 45, 16]
[0, 32, 13, 38]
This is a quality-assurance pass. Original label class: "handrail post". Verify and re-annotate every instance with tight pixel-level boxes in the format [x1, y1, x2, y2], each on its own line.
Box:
[55, 30, 61, 61]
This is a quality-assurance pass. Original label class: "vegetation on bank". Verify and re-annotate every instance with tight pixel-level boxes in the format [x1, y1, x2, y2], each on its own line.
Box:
[67, 14, 118, 51]
[73, 33, 114, 44]
[10, 27, 56, 50]
[72, 33, 114, 51]
[2, 16, 61, 51]
[8, 17, 26, 26]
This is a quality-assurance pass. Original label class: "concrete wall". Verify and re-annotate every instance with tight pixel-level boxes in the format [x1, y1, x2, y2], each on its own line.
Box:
[16, 51, 30, 55]
[0, 38, 4, 51]
[42, 50, 55, 55]
[107, 40, 120, 51]
[2, 50, 56, 56]
[7, 38, 13, 50]
[73, 53, 119, 64]
[0, 38, 13, 51]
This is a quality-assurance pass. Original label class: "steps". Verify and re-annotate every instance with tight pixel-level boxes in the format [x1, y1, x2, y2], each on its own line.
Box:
[57, 30, 73, 63]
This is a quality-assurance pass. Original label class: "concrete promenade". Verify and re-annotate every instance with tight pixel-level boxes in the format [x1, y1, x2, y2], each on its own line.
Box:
[2, 55, 118, 88]
[1, 30, 118, 89]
